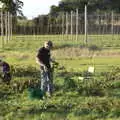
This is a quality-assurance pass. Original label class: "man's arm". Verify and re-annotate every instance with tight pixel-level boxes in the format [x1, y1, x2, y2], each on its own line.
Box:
[36, 49, 44, 66]
[36, 57, 44, 66]
[36, 57, 48, 71]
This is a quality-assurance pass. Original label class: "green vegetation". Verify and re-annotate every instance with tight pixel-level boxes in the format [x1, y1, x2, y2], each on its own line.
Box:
[0, 0, 23, 15]
[50, 0, 120, 14]
[0, 35, 120, 120]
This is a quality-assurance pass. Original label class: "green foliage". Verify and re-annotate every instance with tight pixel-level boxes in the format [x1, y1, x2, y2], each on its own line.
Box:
[1, 36, 120, 119]
[11, 65, 40, 77]
[63, 77, 77, 91]
[1, 63, 120, 120]
[77, 79, 107, 96]
[50, 0, 120, 15]
[0, 84, 13, 99]
[105, 67, 120, 81]
[1, 0, 23, 15]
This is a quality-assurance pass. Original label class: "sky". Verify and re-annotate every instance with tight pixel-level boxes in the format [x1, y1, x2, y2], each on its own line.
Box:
[22, 0, 61, 19]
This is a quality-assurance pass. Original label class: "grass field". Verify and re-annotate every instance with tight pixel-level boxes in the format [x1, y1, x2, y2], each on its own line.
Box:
[0, 35, 120, 120]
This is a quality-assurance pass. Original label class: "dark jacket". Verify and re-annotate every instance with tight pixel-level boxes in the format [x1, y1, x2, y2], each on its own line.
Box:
[2, 62, 10, 73]
[36, 47, 51, 68]
[1, 61, 11, 83]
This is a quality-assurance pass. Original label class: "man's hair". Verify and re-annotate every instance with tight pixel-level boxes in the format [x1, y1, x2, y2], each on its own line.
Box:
[44, 41, 53, 47]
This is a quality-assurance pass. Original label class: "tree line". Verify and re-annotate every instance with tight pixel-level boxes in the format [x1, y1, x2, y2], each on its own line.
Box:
[1, 0, 120, 16]
[1, 0, 120, 35]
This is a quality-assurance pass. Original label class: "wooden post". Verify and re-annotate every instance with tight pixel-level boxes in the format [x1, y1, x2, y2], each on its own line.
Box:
[111, 11, 114, 35]
[71, 11, 73, 41]
[62, 12, 64, 41]
[8, 12, 10, 42]
[84, 5, 88, 44]
[65, 12, 68, 35]
[1, 10, 4, 49]
[71, 11, 73, 35]
[10, 14, 12, 41]
[111, 11, 114, 40]
[76, 9, 78, 41]
[5, 12, 8, 43]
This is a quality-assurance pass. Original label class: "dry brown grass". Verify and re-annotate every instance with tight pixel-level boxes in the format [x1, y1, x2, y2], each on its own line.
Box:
[52, 47, 120, 59]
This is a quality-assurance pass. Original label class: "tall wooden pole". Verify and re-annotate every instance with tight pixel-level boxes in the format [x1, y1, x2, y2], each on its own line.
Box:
[111, 11, 114, 40]
[111, 11, 114, 34]
[8, 12, 10, 42]
[71, 11, 73, 35]
[62, 12, 65, 41]
[65, 12, 68, 35]
[5, 12, 8, 43]
[84, 5, 88, 44]
[71, 11, 73, 41]
[76, 9, 78, 41]
[1, 10, 4, 49]
[10, 14, 12, 41]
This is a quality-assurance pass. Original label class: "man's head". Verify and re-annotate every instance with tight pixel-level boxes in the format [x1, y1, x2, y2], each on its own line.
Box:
[44, 41, 53, 50]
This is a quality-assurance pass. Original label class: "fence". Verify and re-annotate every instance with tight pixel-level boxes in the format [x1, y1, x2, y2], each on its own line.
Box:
[13, 13, 120, 35]
[0, 11, 12, 48]
[1, 7, 120, 48]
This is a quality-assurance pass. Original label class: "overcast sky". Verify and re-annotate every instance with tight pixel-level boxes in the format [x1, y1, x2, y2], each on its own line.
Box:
[22, 0, 60, 19]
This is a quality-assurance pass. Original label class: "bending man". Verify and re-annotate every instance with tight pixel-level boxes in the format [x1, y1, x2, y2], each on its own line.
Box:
[0, 59, 11, 84]
[36, 41, 53, 97]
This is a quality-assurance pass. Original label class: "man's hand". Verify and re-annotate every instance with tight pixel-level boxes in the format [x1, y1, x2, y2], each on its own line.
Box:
[36, 57, 41, 65]
[36, 57, 48, 71]
[41, 65, 48, 72]
[36, 57, 45, 67]
[43, 65, 48, 71]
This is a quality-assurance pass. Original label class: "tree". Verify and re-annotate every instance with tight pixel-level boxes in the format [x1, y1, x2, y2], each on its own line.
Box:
[110, 0, 120, 12]
[50, 0, 120, 15]
[0, 0, 23, 15]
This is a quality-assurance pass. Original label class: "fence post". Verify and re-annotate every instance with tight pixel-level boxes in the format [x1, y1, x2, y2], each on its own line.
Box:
[84, 5, 88, 44]
[1, 10, 4, 49]
[76, 8, 78, 41]
[10, 14, 12, 41]
[111, 11, 114, 35]
[5, 12, 8, 43]
[111, 11, 114, 41]
[65, 12, 68, 35]
[62, 12, 65, 41]
[71, 11, 73, 41]
[71, 11, 73, 35]
[8, 12, 10, 42]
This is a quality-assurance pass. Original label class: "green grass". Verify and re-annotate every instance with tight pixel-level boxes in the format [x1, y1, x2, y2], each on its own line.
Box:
[1, 34, 120, 51]
[1, 35, 120, 119]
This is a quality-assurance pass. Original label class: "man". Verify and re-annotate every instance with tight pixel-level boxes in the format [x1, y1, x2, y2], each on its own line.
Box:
[36, 41, 53, 97]
[0, 59, 11, 84]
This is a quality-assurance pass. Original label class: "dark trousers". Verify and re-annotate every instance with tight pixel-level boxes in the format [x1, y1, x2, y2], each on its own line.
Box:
[40, 68, 53, 95]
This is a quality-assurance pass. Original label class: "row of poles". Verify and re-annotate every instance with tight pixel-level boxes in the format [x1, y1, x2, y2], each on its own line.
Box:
[0, 11, 12, 49]
[47, 6, 88, 44]
[64, 8, 79, 42]
[64, 6, 117, 44]
[1, 5, 119, 49]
